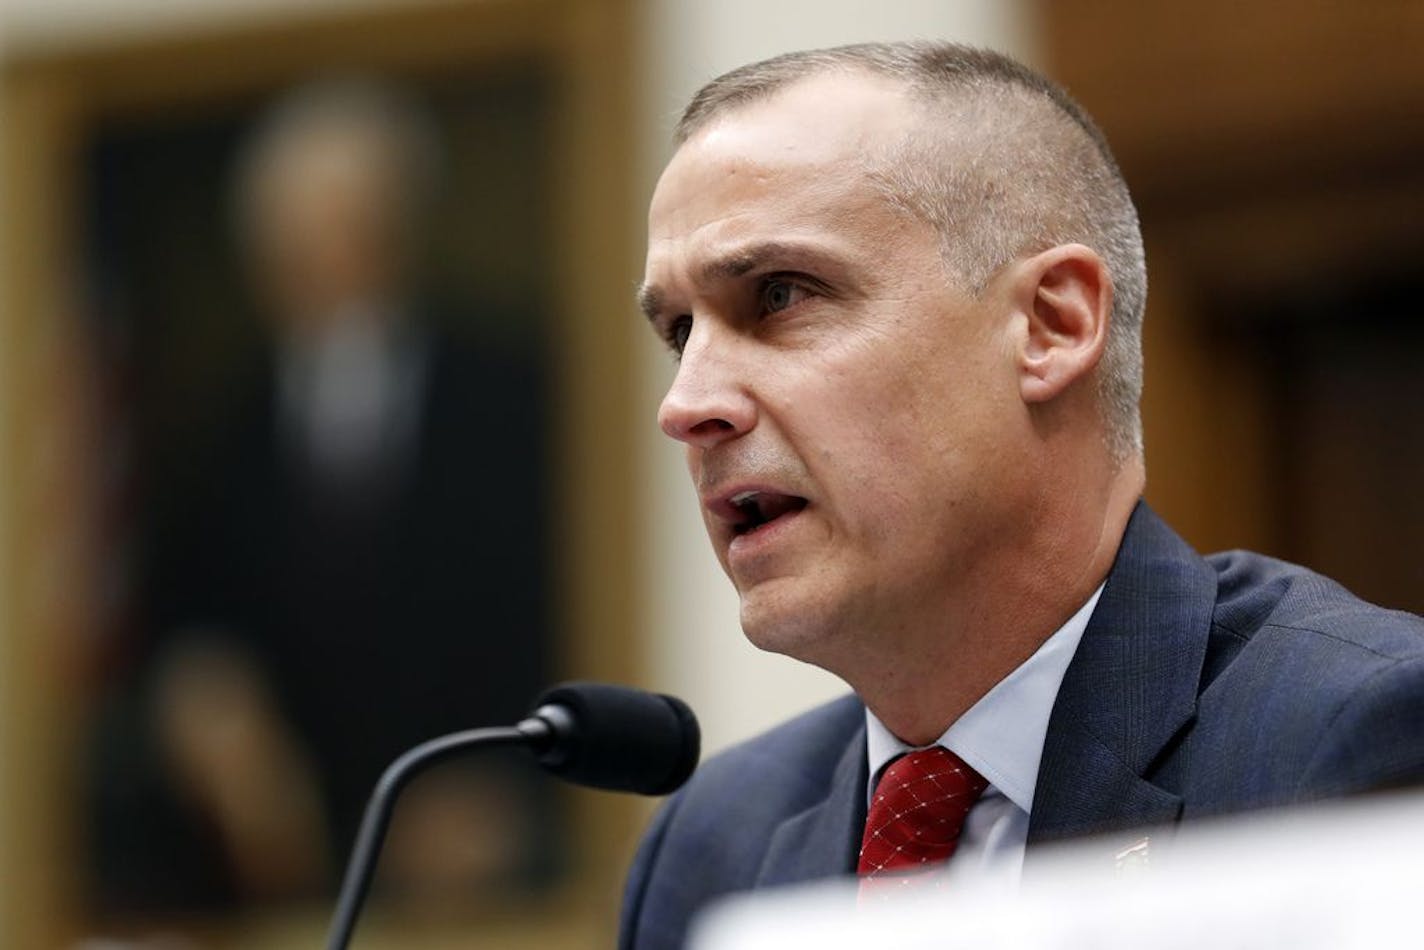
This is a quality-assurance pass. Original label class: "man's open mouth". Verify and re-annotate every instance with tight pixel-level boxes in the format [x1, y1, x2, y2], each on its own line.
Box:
[729, 490, 808, 536]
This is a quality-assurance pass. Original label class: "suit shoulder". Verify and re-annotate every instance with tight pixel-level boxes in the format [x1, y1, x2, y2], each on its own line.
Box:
[678, 693, 864, 816]
[619, 694, 863, 949]
[1207, 548, 1424, 666]
[1188, 550, 1424, 804]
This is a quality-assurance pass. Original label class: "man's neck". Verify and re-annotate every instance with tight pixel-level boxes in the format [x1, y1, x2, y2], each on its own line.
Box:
[851, 459, 1144, 745]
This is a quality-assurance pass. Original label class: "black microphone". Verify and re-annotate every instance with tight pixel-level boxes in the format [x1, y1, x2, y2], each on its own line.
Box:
[326, 682, 699, 950]
[530, 681, 700, 794]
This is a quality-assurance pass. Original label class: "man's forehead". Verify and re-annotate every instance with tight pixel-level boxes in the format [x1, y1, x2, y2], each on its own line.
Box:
[640, 71, 944, 313]
[647, 73, 919, 245]
[671, 70, 915, 171]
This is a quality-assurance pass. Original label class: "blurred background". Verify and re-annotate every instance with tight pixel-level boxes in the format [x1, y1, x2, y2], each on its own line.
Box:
[0, 0, 1421, 946]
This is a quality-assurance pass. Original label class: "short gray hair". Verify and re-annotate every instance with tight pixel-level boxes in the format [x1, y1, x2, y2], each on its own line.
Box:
[675, 42, 1147, 460]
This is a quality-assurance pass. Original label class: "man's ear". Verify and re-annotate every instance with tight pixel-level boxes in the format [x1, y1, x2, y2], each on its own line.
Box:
[1011, 243, 1112, 404]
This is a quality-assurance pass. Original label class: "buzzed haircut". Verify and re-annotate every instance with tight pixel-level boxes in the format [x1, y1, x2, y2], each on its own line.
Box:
[674, 42, 1147, 460]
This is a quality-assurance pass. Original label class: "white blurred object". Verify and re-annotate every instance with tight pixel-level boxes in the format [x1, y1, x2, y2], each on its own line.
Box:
[691, 791, 1424, 949]
[277, 305, 426, 486]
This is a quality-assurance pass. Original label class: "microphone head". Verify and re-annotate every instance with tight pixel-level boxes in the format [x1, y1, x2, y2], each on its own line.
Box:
[528, 682, 699, 795]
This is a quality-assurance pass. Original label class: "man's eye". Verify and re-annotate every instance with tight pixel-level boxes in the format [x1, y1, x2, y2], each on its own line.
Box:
[668, 316, 692, 355]
[760, 279, 806, 314]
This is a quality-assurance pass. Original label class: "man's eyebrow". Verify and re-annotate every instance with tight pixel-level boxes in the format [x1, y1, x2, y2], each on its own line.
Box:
[639, 240, 833, 323]
[700, 241, 815, 283]
[637, 283, 663, 324]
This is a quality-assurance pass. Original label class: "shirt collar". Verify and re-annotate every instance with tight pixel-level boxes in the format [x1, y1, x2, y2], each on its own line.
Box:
[865, 583, 1104, 813]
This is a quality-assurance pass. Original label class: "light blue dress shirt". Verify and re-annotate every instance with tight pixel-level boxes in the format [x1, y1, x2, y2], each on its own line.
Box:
[865, 583, 1104, 887]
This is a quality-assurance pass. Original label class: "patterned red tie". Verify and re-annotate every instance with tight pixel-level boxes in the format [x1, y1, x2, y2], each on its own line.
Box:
[857, 746, 988, 897]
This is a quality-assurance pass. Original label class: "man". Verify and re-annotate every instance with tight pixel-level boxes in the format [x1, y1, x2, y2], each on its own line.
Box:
[621, 41, 1424, 948]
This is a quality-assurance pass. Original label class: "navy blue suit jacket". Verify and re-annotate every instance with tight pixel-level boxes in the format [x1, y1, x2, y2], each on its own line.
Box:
[620, 504, 1424, 949]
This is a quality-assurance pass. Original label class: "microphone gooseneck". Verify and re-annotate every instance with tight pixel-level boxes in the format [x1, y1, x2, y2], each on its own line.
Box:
[326, 682, 699, 950]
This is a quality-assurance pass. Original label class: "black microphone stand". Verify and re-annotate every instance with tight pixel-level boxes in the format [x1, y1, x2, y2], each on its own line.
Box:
[323, 682, 696, 948]
[325, 718, 554, 950]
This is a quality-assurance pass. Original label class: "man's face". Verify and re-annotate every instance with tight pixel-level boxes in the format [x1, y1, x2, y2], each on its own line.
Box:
[641, 73, 1031, 672]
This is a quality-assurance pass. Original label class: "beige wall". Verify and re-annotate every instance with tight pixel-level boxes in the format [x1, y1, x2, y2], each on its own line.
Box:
[0, 0, 391, 56]
[636, 0, 1038, 754]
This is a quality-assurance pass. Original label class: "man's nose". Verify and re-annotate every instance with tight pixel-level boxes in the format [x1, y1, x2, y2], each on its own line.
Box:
[657, 330, 755, 448]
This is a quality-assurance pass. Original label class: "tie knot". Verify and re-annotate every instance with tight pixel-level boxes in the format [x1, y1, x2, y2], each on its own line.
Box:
[858, 746, 988, 880]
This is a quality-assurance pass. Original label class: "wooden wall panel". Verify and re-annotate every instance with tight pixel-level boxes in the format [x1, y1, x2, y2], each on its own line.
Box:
[1046, 1, 1424, 201]
[1043, 0, 1424, 599]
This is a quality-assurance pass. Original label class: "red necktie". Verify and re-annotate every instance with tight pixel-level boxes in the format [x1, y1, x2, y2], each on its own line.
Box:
[857, 746, 988, 896]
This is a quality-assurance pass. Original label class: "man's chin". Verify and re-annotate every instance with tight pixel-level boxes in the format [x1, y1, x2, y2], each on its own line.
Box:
[738, 596, 842, 667]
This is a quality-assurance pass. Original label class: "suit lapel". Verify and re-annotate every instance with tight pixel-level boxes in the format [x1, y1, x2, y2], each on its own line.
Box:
[755, 721, 868, 887]
[746, 504, 1213, 878]
[1029, 503, 1216, 844]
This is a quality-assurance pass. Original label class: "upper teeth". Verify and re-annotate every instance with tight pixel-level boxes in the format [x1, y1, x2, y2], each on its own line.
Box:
[731, 491, 760, 506]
